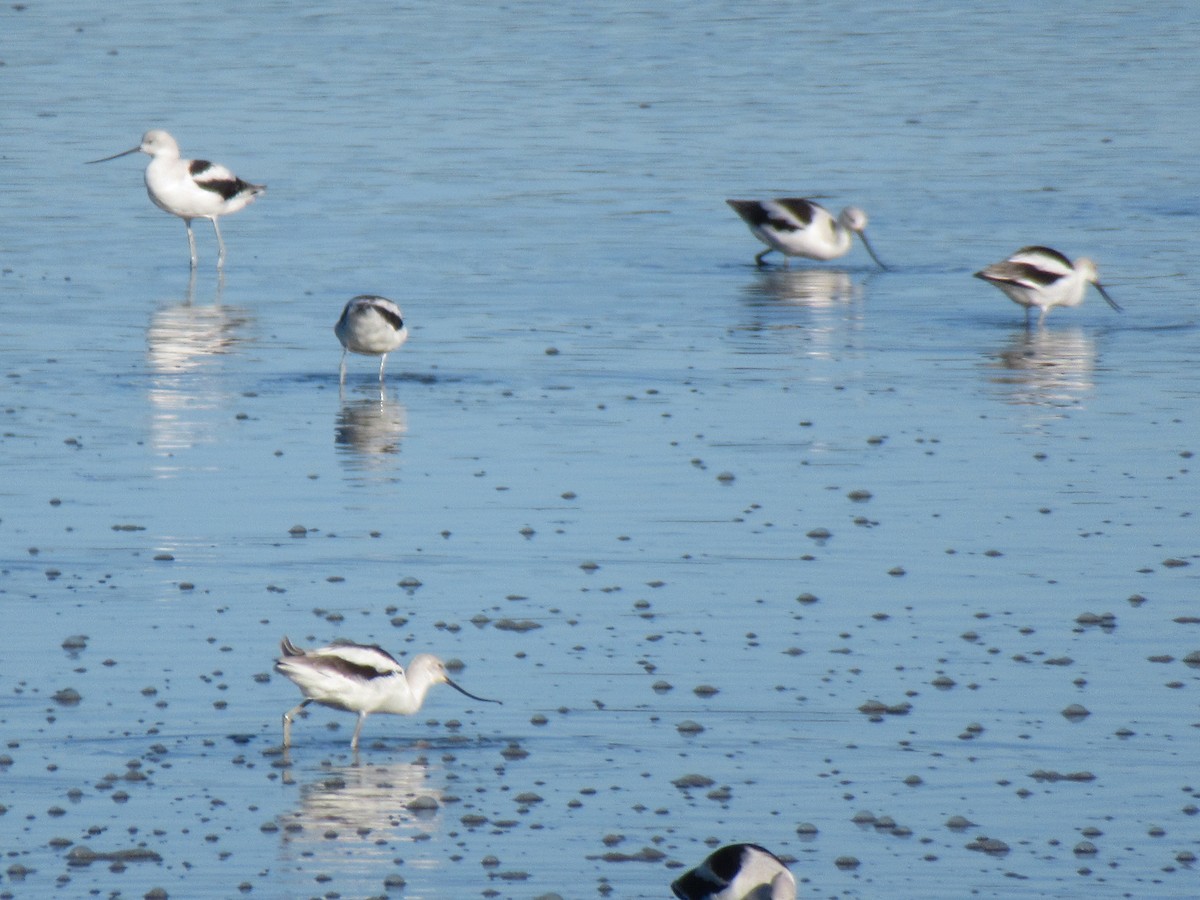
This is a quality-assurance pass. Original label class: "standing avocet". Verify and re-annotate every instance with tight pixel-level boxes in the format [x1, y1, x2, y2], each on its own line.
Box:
[974, 246, 1121, 326]
[726, 198, 887, 269]
[275, 637, 500, 750]
[87, 130, 265, 268]
[672, 844, 797, 900]
[334, 295, 409, 385]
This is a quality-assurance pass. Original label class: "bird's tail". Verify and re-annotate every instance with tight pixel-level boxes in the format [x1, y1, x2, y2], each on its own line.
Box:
[280, 636, 305, 657]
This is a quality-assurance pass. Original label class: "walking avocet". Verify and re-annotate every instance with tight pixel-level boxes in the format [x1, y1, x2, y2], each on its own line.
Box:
[334, 295, 409, 385]
[275, 637, 500, 750]
[672, 844, 796, 900]
[726, 198, 886, 269]
[87, 130, 265, 268]
[974, 246, 1121, 326]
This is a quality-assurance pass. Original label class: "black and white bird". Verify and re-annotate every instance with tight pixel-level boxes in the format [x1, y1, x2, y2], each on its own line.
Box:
[275, 637, 500, 751]
[671, 844, 797, 900]
[334, 295, 410, 385]
[87, 129, 265, 268]
[727, 198, 886, 269]
[974, 245, 1121, 326]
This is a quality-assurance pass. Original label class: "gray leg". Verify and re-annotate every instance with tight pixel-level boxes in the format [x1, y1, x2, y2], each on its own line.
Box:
[350, 712, 368, 751]
[283, 698, 312, 747]
[755, 248, 773, 266]
[212, 218, 227, 268]
[339, 349, 348, 385]
[378, 353, 388, 383]
[185, 221, 198, 268]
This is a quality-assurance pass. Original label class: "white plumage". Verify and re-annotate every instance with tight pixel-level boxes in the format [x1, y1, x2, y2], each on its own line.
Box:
[727, 198, 886, 269]
[334, 295, 410, 385]
[974, 245, 1121, 326]
[88, 129, 265, 268]
[275, 637, 500, 750]
[672, 844, 796, 900]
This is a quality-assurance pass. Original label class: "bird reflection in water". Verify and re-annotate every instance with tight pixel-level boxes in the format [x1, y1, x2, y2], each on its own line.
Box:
[276, 758, 447, 852]
[987, 326, 1096, 409]
[147, 272, 252, 456]
[736, 269, 865, 360]
[335, 393, 407, 468]
[748, 268, 859, 307]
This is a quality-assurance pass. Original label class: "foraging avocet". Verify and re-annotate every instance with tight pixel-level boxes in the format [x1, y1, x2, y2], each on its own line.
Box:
[672, 844, 796, 900]
[334, 295, 409, 385]
[275, 637, 501, 750]
[726, 198, 886, 269]
[87, 130, 265, 268]
[974, 246, 1121, 326]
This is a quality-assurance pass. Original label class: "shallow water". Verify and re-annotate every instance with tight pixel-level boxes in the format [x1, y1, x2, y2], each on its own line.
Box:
[3, 1, 1200, 898]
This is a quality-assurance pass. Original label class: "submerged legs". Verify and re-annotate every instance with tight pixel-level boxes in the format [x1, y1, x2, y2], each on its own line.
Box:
[211, 218, 227, 268]
[184, 220, 198, 268]
[350, 712, 369, 751]
[282, 698, 312, 748]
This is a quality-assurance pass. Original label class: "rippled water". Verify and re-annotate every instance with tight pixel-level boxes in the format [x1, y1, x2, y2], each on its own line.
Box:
[4, 1, 1200, 898]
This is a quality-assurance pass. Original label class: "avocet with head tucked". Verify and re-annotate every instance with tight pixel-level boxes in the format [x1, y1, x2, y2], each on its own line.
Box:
[87, 130, 265, 268]
[275, 637, 501, 750]
[335, 295, 409, 385]
[727, 198, 886, 269]
[975, 246, 1121, 326]
[672, 844, 796, 900]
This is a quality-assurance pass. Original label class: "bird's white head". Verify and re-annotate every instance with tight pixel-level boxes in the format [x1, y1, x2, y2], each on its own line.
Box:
[139, 130, 180, 159]
[408, 653, 451, 685]
[838, 206, 887, 269]
[408, 654, 501, 706]
[87, 129, 179, 167]
[838, 206, 870, 234]
[1073, 257, 1100, 283]
[1073, 257, 1121, 312]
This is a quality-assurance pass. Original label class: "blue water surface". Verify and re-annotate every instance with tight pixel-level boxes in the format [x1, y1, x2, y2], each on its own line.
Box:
[3, 2, 1200, 898]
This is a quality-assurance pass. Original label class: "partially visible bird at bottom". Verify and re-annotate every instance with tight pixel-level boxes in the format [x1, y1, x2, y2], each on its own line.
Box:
[274, 637, 500, 750]
[671, 843, 797, 900]
[334, 295, 409, 385]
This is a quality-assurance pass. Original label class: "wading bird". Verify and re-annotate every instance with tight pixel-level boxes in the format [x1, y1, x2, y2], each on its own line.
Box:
[727, 198, 886, 269]
[334, 295, 409, 385]
[87, 129, 265, 268]
[974, 246, 1121, 326]
[275, 637, 500, 750]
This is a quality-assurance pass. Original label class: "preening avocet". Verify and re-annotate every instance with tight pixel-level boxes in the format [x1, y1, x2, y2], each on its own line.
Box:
[974, 246, 1121, 326]
[276, 637, 501, 750]
[335, 295, 409, 385]
[672, 844, 796, 900]
[727, 198, 886, 269]
[87, 130, 265, 268]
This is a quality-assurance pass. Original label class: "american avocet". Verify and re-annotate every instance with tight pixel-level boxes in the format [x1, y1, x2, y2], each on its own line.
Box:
[275, 637, 500, 750]
[672, 844, 796, 900]
[974, 246, 1121, 326]
[335, 295, 409, 385]
[87, 130, 265, 268]
[726, 198, 886, 269]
